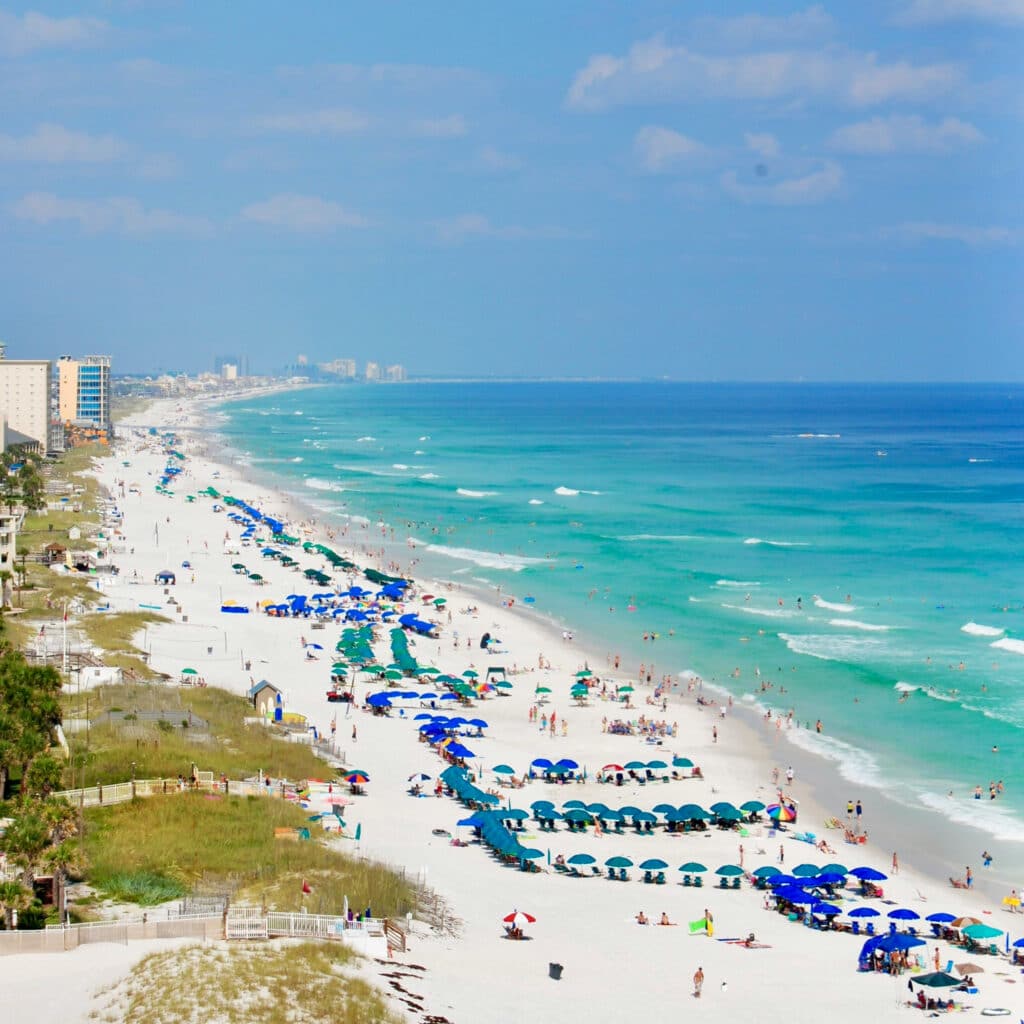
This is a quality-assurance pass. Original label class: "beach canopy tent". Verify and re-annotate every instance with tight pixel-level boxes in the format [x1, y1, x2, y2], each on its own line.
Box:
[154, 570, 176, 584]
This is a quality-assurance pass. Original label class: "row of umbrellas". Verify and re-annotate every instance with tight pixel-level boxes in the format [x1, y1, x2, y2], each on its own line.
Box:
[524, 798, 765, 823]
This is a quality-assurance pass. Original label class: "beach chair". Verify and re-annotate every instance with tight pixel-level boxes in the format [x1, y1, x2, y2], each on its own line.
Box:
[656, 872, 666, 885]
[643, 871, 653, 885]
[608, 867, 616, 880]
[865, 922, 875, 936]
[851, 921, 860, 936]
[618, 868, 628, 882]
[568, 867, 580, 877]
[719, 877, 729, 889]
[554, 863, 568, 873]
[731, 877, 741, 889]
[591, 866, 601, 876]
[682, 874, 692, 887]
[694, 875, 703, 888]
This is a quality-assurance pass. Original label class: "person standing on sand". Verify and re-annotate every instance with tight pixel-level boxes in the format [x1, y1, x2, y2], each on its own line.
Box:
[778, 844, 785, 865]
[892, 851, 899, 874]
[693, 966, 704, 998]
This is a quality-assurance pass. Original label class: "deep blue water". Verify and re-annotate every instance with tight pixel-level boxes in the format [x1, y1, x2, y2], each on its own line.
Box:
[216, 382, 1024, 841]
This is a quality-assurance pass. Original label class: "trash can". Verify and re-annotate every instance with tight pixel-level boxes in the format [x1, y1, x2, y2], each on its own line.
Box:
[548, 963, 563, 981]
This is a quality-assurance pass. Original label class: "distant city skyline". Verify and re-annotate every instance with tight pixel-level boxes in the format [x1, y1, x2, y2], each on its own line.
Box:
[0, 3, 1020, 381]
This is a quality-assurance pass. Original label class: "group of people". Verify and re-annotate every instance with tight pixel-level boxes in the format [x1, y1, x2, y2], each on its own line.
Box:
[635, 910, 673, 926]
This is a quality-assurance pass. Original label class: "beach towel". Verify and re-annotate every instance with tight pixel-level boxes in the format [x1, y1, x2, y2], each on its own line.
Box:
[688, 918, 706, 934]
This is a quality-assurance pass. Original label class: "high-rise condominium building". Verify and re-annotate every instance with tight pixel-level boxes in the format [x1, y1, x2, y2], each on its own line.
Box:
[365, 361, 381, 381]
[0, 347, 52, 450]
[57, 355, 112, 434]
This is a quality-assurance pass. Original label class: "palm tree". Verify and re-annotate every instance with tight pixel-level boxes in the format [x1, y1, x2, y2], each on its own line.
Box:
[0, 880, 31, 930]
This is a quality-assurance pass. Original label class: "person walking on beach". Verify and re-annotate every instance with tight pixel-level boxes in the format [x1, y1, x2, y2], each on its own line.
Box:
[892, 851, 899, 874]
[855, 799, 863, 824]
[965, 866, 973, 888]
[693, 966, 704, 998]
[352, 724, 357, 743]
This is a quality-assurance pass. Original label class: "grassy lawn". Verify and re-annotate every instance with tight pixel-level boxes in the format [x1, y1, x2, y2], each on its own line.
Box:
[91, 941, 403, 1024]
[63, 683, 331, 787]
[84, 792, 418, 918]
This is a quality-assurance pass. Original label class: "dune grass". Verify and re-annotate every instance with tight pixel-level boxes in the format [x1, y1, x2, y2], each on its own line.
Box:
[80, 610, 168, 652]
[90, 941, 403, 1024]
[63, 683, 329, 787]
[85, 792, 419, 918]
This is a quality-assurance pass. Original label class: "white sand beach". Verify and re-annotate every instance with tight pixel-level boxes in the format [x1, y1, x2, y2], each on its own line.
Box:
[9, 392, 1021, 1024]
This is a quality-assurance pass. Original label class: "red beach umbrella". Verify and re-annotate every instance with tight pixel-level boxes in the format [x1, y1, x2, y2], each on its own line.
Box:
[503, 911, 536, 927]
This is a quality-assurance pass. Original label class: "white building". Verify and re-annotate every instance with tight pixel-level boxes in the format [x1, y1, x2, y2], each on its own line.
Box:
[0, 347, 51, 451]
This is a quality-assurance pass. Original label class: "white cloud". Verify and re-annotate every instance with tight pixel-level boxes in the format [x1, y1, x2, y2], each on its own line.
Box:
[634, 125, 711, 172]
[566, 36, 961, 110]
[11, 191, 211, 235]
[693, 6, 835, 47]
[883, 221, 1018, 245]
[435, 213, 583, 243]
[0, 9, 108, 56]
[898, 0, 1024, 24]
[248, 109, 368, 135]
[412, 114, 468, 138]
[0, 123, 128, 163]
[829, 114, 984, 153]
[744, 132, 781, 158]
[241, 194, 368, 231]
[721, 161, 843, 205]
[475, 145, 522, 172]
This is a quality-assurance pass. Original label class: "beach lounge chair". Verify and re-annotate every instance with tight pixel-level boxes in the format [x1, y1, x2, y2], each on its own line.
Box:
[865, 922, 875, 936]
[592, 866, 601, 876]
[608, 867, 616, 880]
[694, 875, 703, 888]
[731, 877, 741, 889]
[851, 921, 860, 935]
[719, 877, 729, 889]
[554, 863, 568, 873]
[655, 872, 666, 885]
[643, 871, 654, 884]
[618, 868, 628, 882]
[682, 874, 692, 887]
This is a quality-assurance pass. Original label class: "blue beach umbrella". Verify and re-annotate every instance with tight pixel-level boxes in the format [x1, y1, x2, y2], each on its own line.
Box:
[812, 903, 842, 916]
[774, 886, 815, 903]
[848, 907, 880, 918]
[605, 856, 634, 869]
[925, 913, 956, 923]
[639, 858, 669, 871]
[567, 853, 596, 866]
[888, 908, 920, 921]
[850, 867, 888, 881]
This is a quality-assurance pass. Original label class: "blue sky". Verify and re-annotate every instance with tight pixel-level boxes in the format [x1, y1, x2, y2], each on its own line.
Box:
[0, 1, 1020, 379]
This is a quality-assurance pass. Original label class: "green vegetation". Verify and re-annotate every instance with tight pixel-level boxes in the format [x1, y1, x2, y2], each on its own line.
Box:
[63, 682, 328, 788]
[90, 942, 403, 1024]
[80, 610, 167, 653]
[84, 793, 418, 917]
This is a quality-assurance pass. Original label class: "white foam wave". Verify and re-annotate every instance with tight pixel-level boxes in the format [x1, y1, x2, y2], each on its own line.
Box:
[423, 545, 547, 571]
[528, 499, 544, 505]
[715, 580, 761, 589]
[414, 450, 426, 455]
[917, 792, 1024, 843]
[293, 411, 303, 416]
[796, 432, 841, 439]
[784, 729, 883, 789]
[419, 436, 431, 441]
[304, 478, 346, 493]
[722, 603, 793, 619]
[743, 537, 807, 547]
[961, 622, 1004, 637]
[554, 486, 579, 496]
[456, 488, 497, 498]
[357, 436, 376, 442]
[968, 458, 992, 463]
[991, 637, 1024, 656]
[290, 456, 303, 463]
[813, 597, 855, 612]
[829, 618, 890, 632]
[419, 473, 439, 480]
[778, 632, 884, 662]
[392, 464, 409, 470]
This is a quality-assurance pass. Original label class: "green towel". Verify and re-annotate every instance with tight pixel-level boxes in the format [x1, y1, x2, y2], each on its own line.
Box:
[688, 918, 707, 934]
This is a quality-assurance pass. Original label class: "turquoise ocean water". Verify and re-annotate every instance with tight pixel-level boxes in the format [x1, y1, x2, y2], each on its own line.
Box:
[216, 382, 1024, 843]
